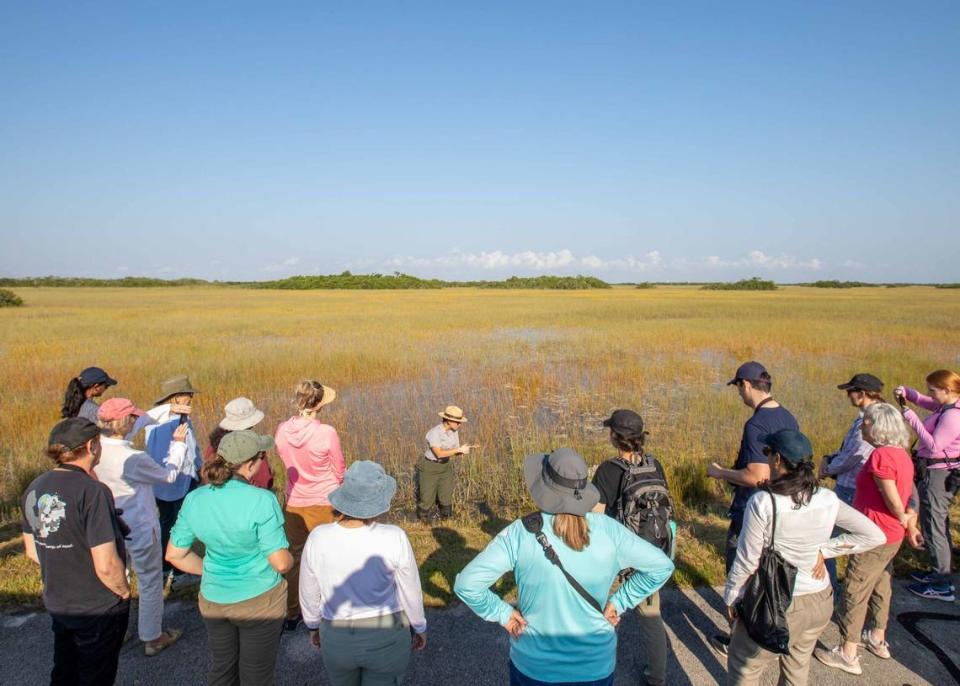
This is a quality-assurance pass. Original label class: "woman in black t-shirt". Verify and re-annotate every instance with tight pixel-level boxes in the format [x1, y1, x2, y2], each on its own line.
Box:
[591, 409, 674, 686]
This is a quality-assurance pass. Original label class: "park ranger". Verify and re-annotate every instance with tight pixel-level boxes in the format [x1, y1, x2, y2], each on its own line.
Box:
[418, 406, 476, 521]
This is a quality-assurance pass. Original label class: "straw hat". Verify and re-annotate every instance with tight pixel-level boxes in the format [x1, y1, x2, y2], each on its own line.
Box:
[439, 405, 467, 423]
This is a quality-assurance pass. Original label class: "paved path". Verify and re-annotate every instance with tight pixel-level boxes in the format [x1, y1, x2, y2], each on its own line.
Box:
[1, 582, 957, 685]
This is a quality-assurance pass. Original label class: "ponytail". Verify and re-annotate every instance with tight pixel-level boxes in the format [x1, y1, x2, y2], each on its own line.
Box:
[610, 429, 646, 455]
[201, 452, 263, 487]
[552, 513, 590, 551]
[61, 378, 87, 418]
[767, 459, 819, 508]
[201, 456, 237, 487]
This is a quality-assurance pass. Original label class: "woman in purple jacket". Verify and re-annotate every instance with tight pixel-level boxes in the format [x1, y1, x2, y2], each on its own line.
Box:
[895, 369, 960, 601]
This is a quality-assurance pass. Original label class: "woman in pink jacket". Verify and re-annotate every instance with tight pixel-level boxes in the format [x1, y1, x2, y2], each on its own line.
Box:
[275, 380, 345, 629]
[895, 369, 960, 602]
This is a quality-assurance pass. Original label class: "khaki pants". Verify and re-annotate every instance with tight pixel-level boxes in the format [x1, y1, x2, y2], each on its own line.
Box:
[838, 540, 901, 642]
[727, 586, 833, 686]
[417, 457, 454, 514]
[637, 591, 666, 686]
[199, 580, 287, 686]
[283, 504, 335, 620]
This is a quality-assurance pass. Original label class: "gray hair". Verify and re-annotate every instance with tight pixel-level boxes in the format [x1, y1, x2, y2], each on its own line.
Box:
[862, 402, 912, 449]
[98, 416, 133, 437]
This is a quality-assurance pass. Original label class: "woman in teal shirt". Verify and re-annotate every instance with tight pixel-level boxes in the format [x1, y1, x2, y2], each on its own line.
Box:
[166, 430, 292, 686]
[454, 448, 674, 686]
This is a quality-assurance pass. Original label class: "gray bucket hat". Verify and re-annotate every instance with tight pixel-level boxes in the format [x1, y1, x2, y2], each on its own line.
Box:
[328, 461, 397, 520]
[523, 448, 600, 516]
[155, 375, 199, 405]
[219, 397, 265, 431]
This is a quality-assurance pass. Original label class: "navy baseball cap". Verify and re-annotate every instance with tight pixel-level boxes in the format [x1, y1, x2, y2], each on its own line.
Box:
[727, 361, 769, 386]
[761, 429, 813, 464]
[837, 373, 884, 393]
[602, 409, 646, 438]
[78, 367, 117, 388]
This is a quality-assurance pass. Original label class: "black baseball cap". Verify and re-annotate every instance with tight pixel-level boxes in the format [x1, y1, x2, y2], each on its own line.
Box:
[78, 367, 117, 388]
[760, 429, 813, 464]
[48, 418, 100, 451]
[727, 361, 769, 386]
[602, 409, 646, 438]
[837, 373, 884, 393]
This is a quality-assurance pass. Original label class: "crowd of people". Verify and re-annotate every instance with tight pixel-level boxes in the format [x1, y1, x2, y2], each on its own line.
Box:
[17, 361, 960, 685]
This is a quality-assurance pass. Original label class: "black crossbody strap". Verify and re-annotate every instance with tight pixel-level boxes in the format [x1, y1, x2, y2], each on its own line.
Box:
[521, 512, 604, 615]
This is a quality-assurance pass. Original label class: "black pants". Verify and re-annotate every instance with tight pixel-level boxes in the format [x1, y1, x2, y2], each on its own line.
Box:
[51, 605, 129, 686]
[157, 496, 187, 577]
[725, 514, 744, 574]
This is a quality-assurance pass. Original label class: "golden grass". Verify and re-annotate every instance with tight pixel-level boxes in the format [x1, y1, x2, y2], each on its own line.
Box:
[1, 285, 958, 600]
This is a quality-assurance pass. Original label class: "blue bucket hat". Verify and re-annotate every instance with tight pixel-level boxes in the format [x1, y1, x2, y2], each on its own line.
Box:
[328, 461, 397, 519]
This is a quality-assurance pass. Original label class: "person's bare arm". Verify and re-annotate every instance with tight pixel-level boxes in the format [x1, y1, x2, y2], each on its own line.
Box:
[708, 462, 770, 488]
[267, 549, 294, 574]
[165, 543, 204, 576]
[90, 542, 131, 598]
[873, 475, 907, 522]
[430, 445, 462, 459]
[22, 534, 39, 564]
[591, 502, 606, 514]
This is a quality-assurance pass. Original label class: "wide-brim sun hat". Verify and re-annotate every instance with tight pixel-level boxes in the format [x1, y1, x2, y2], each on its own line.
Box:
[523, 447, 600, 516]
[155, 375, 200, 405]
[219, 397, 265, 431]
[439, 405, 467, 423]
[328, 460, 397, 520]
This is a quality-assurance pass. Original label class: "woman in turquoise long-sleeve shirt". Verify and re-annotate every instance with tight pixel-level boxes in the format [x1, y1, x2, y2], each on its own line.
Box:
[454, 448, 674, 685]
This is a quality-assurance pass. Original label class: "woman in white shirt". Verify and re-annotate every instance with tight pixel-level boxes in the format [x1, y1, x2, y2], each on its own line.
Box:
[300, 461, 427, 686]
[725, 429, 884, 686]
[93, 397, 195, 656]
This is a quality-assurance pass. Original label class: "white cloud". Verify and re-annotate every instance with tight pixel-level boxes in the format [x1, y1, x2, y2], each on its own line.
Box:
[672, 250, 823, 272]
[261, 256, 304, 273]
[354, 248, 828, 279]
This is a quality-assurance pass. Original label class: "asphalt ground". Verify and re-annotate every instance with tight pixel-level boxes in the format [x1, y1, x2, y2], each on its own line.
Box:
[1, 581, 957, 685]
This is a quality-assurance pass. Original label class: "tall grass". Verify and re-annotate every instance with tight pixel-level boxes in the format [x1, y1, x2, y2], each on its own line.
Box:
[1, 285, 958, 524]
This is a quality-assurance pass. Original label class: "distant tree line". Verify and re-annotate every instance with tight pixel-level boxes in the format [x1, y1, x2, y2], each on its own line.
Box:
[701, 277, 778, 291]
[0, 273, 612, 290]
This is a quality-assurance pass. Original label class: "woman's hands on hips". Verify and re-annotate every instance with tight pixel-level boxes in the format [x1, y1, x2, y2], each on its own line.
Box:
[504, 610, 528, 639]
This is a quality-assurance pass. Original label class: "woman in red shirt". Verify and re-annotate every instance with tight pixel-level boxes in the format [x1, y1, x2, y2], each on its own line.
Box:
[816, 403, 922, 675]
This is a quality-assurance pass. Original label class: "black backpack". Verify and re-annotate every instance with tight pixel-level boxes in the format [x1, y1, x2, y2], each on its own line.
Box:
[736, 488, 798, 654]
[610, 455, 674, 556]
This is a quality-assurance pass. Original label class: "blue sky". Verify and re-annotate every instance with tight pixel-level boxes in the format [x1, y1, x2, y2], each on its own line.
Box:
[1, 2, 958, 282]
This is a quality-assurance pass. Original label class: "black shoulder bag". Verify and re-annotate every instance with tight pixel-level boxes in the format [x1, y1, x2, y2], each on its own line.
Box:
[521, 512, 604, 615]
[735, 489, 798, 655]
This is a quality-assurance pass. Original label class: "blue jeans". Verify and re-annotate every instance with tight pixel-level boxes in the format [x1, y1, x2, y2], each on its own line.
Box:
[826, 484, 857, 592]
[509, 662, 614, 686]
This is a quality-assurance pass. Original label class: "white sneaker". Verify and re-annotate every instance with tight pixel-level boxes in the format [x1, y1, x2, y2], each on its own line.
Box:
[815, 645, 862, 675]
[861, 629, 891, 659]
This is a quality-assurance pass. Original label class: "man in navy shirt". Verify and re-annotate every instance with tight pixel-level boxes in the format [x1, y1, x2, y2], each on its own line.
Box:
[707, 361, 799, 653]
